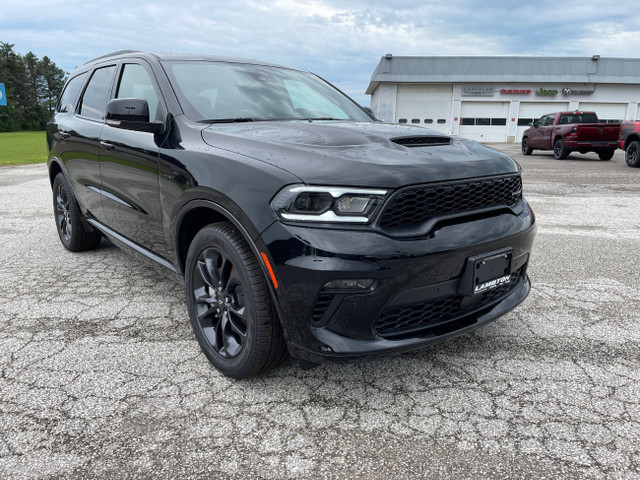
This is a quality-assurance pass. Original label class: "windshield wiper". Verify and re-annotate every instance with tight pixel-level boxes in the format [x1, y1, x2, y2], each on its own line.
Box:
[302, 117, 341, 121]
[197, 117, 255, 124]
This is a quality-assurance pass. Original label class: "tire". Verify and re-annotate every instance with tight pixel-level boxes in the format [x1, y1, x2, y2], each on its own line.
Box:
[598, 149, 615, 161]
[521, 137, 533, 155]
[626, 141, 640, 168]
[184, 223, 288, 378]
[52, 173, 101, 252]
[553, 138, 569, 160]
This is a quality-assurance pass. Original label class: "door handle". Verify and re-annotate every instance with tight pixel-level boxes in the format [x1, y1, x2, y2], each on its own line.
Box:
[59, 130, 70, 139]
[100, 141, 114, 151]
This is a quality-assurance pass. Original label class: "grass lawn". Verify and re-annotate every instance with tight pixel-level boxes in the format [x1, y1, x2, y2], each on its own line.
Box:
[0, 131, 48, 165]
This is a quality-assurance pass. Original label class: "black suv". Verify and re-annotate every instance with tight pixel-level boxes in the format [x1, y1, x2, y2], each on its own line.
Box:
[47, 51, 536, 378]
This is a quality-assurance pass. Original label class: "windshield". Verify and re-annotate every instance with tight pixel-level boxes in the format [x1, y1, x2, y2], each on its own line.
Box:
[162, 61, 371, 123]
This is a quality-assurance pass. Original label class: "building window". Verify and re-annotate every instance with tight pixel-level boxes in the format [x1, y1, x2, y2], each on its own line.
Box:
[411, 118, 420, 123]
[477, 118, 490, 126]
[491, 118, 507, 126]
[437, 119, 446, 124]
[424, 119, 433, 124]
[398, 118, 407, 123]
[461, 118, 475, 125]
[517, 118, 533, 126]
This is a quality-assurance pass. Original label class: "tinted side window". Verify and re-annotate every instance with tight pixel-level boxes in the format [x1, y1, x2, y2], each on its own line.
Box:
[537, 116, 547, 126]
[116, 64, 161, 121]
[56, 72, 88, 113]
[79, 66, 116, 121]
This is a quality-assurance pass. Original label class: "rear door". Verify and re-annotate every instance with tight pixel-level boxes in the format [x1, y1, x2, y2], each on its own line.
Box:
[58, 65, 117, 221]
[98, 61, 167, 256]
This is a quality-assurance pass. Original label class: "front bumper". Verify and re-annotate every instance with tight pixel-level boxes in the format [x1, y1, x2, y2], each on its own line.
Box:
[259, 201, 536, 363]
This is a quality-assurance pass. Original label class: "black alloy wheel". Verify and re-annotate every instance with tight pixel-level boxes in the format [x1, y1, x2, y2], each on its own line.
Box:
[52, 173, 101, 251]
[192, 246, 248, 359]
[553, 138, 569, 160]
[626, 141, 640, 168]
[522, 137, 533, 155]
[185, 223, 287, 378]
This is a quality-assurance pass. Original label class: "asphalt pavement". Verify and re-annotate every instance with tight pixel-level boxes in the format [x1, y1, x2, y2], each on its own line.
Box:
[0, 145, 639, 479]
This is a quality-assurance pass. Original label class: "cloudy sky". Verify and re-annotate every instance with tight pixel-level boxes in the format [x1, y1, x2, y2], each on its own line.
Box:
[2, 0, 640, 103]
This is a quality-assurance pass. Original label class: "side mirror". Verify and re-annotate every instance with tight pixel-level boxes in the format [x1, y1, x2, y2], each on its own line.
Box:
[361, 106, 377, 120]
[106, 98, 163, 133]
[532, 122, 539, 127]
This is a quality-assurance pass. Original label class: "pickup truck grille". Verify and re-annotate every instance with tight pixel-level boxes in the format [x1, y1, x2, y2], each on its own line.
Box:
[379, 174, 522, 230]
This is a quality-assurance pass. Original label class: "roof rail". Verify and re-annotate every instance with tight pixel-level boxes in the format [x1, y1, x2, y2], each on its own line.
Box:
[83, 50, 142, 65]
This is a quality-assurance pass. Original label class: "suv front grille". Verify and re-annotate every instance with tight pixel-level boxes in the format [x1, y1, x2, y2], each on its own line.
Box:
[375, 267, 523, 338]
[379, 175, 522, 229]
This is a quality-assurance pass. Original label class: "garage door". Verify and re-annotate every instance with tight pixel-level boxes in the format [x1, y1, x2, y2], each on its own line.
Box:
[396, 84, 453, 134]
[516, 102, 570, 141]
[578, 102, 627, 123]
[459, 101, 510, 142]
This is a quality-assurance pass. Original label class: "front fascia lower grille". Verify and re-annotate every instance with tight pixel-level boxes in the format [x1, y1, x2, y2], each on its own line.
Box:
[378, 174, 522, 231]
[375, 267, 523, 338]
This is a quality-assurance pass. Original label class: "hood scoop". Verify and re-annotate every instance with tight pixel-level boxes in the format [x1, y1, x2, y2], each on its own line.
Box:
[391, 136, 451, 147]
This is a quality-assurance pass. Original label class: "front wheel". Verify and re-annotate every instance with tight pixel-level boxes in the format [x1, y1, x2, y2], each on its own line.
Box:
[521, 137, 533, 155]
[598, 149, 615, 161]
[52, 173, 101, 251]
[553, 138, 570, 160]
[184, 223, 288, 378]
[626, 141, 640, 167]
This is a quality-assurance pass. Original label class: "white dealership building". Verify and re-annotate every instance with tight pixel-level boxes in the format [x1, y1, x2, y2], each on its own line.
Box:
[366, 56, 640, 142]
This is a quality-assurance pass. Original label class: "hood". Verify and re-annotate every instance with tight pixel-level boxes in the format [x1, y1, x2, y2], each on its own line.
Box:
[201, 121, 519, 188]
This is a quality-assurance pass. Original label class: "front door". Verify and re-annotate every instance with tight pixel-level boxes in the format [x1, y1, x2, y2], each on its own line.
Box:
[98, 62, 167, 257]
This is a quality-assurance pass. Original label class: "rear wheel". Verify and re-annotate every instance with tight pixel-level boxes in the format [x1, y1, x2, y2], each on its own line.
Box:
[626, 141, 640, 167]
[52, 173, 101, 252]
[553, 138, 569, 160]
[521, 137, 533, 155]
[184, 223, 287, 378]
[598, 149, 615, 161]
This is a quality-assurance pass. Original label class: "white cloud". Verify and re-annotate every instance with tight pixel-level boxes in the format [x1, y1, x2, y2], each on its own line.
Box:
[2, 0, 640, 104]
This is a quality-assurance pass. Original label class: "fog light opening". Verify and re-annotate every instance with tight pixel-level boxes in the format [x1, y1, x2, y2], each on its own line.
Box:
[323, 278, 374, 290]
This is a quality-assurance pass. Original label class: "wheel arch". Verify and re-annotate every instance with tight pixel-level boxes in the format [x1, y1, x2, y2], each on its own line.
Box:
[624, 133, 640, 150]
[174, 200, 275, 287]
[553, 135, 564, 145]
[48, 158, 64, 188]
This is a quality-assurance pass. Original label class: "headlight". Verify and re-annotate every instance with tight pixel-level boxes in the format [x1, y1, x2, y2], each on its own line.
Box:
[271, 185, 388, 223]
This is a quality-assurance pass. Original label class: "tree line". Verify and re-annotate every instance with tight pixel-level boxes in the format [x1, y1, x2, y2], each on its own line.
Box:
[0, 42, 66, 132]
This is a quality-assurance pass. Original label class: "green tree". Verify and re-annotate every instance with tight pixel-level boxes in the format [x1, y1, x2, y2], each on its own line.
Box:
[0, 42, 67, 131]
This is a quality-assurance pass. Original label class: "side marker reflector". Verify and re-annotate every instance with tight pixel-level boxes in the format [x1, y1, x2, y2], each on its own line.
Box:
[260, 252, 278, 289]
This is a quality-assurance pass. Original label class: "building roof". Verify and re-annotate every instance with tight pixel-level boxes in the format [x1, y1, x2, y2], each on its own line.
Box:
[365, 56, 640, 94]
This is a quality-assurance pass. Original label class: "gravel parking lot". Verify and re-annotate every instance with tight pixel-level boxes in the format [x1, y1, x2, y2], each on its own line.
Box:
[1, 145, 639, 479]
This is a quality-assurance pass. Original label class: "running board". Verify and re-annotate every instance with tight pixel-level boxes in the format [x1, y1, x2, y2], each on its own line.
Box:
[86, 218, 177, 273]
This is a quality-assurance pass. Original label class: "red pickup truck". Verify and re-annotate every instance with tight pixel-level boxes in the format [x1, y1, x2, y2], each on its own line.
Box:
[522, 111, 619, 160]
[618, 121, 640, 168]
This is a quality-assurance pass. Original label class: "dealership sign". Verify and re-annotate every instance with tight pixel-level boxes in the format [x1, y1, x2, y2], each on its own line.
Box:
[562, 87, 594, 95]
[500, 89, 531, 94]
[0, 83, 6, 107]
[463, 87, 494, 96]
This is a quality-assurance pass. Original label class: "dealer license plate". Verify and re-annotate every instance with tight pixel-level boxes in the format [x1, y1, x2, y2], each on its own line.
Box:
[473, 251, 512, 294]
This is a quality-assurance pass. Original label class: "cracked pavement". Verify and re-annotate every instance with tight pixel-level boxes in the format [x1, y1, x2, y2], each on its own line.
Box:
[1, 145, 639, 479]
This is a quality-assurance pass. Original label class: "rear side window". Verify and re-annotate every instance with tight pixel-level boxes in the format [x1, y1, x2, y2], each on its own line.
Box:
[116, 64, 161, 121]
[56, 72, 88, 113]
[79, 66, 117, 121]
